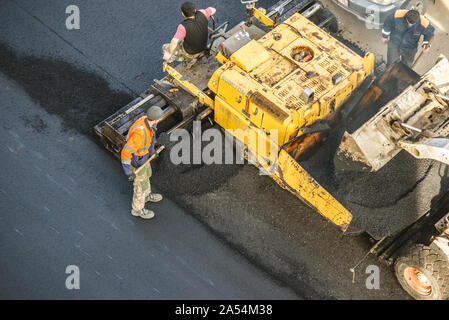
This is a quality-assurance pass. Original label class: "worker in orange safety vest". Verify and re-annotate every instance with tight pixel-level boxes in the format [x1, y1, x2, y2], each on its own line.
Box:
[121, 106, 164, 219]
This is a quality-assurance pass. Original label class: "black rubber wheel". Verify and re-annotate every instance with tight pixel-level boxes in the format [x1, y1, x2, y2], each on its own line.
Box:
[402, 0, 429, 15]
[395, 244, 449, 300]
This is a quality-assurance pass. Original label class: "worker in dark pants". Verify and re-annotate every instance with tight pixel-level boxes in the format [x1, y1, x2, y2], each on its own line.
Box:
[381, 9, 435, 68]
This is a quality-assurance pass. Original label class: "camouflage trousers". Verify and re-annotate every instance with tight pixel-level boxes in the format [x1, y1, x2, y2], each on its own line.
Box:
[131, 161, 152, 212]
[162, 40, 202, 65]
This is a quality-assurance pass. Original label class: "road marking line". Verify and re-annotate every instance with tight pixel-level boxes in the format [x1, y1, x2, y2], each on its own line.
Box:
[62, 186, 73, 195]
[75, 244, 91, 257]
[45, 174, 73, 195]
[49, 226, 60, 234]
[99, 214, 121, 232]
[14, 228, 24, 236]
[31, 151, 47, 160]
[114, 274, 124, 280]
[110, 223, 121, 232]
[175, 255, 215, 288]
[9, 130, 19, 139]
[45, 174, 57, 184]
[206, 278, 215, 287]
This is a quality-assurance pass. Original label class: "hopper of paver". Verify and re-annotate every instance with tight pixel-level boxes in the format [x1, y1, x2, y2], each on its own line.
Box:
[335, 55, 449, 173]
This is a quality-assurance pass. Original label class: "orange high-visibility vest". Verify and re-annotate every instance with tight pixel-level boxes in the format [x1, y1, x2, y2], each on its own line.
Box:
[121, 116, 154, 167]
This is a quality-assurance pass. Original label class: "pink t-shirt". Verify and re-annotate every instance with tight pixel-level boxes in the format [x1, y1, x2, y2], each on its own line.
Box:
[173, 8, 213, 40]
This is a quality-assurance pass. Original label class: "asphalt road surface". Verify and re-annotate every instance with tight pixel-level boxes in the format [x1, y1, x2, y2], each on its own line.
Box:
[3, 0, 446, 300]
[0, 0, 298, 299]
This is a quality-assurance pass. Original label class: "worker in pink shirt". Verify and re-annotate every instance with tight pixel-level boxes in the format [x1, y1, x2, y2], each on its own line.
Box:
[162, 2, 216, 69]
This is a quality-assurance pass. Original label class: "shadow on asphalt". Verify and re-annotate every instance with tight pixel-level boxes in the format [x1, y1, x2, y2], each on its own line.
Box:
[0, 42, 131, 135]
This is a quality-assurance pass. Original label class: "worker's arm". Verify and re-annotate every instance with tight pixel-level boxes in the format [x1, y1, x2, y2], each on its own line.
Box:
[208, 7, 216, 17]
[121, 134, 142, 176]
[163, 24, 185, 61]
[421, 23, 435, 54]
[121, 151, 133, 176]
[381, 12, 395, 44]
[199, 7, 216, 19]
[163, 37, 180, 61]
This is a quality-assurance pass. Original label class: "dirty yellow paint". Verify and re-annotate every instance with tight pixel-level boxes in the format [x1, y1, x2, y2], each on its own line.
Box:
[274, 150, 352, 229]
[165, 12, 374, 230]
[252, 7, 275, 27]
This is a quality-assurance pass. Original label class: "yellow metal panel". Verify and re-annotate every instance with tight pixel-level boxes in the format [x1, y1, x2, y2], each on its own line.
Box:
[207, 65, 225, 97]
[252, 7, 275, 27]
[274, 150, 352, 230]
[216, 67, 289, 144]
[215, 96, 250, 131]
[230, 40, 270, 72]
[363, 53, 375, 76]
[252, 54, 296, 87]
[217, 69, 252, 111]
[215, 96, 277, 162]
[215, 52, 229, 65]
[257, 24, 301, 53]
[247, 91, 288, 146]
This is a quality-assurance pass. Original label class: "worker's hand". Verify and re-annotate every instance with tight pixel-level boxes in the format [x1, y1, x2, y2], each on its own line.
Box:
[163, 52, 172, 61]
[381, 38, 389, 45]
[422, 45, 430, 54]
[128, 173, 135, 182]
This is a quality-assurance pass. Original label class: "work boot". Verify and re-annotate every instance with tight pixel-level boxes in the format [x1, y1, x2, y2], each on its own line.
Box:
[131, 208, 155, 219]
[145, 193, 163, 203]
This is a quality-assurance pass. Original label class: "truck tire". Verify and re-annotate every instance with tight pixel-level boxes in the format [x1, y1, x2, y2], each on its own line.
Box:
[402, 0, 429, 15]
[395, 244, 449, 300]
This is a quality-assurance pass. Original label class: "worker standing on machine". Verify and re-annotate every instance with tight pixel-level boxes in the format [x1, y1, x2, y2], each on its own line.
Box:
[121, 106, 164, 219]
[381, 9, 434, 68]
[162, 2, 216, 69]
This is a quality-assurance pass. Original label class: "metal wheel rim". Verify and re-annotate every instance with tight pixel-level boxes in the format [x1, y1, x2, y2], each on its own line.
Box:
[404, 266, 432, 296]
